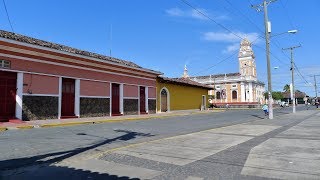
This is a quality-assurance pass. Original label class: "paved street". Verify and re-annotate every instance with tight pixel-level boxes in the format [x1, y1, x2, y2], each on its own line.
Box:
[1, 106, 319, 179]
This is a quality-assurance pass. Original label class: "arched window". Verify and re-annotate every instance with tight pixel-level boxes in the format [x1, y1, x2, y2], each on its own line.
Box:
[216, 91, 221, 99]
[232, 90, 237, 99]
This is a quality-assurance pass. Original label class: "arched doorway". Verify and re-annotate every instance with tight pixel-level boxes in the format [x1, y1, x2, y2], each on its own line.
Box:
[160, 88, 169, 112]
[216, 91, 221, 99]
[232, 90, 237, 100]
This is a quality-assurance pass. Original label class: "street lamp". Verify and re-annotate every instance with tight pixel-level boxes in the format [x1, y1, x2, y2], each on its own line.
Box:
[253, 0, 298, 119]
[270, 30, 298, 38]
[265, 24, 298, 119]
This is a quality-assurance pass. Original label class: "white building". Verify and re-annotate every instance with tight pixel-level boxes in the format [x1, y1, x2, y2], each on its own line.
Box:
[192, 38, 265, 105]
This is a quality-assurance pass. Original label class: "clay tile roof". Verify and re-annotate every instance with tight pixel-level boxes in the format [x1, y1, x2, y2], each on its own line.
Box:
[191, 72, 241, 79]
[158, 77, 212, 89]
[0, 30, 162, 74]
[282, 91, 307, 99]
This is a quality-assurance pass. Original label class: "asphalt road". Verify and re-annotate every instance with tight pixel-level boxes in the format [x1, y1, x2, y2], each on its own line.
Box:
[0, 105, 312, 172]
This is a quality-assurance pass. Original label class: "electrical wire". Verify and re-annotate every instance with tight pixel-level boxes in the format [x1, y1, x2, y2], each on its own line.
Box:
[2, 0, 14, 33]
[191, 51, 238, 76]
[180, 0, 244, 41]
[294, 63, 310, 84]
[180, 0, 300, 81]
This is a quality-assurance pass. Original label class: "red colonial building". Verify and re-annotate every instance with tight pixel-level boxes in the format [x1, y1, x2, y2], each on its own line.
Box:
[0, 30, 161, 122]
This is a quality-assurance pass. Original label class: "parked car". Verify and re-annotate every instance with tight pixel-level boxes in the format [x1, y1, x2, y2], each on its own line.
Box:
[280, 102, 289, 107]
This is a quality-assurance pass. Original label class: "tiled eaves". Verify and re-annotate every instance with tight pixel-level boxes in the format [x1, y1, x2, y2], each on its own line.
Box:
[0, 30, 162, 75]
[158, 77, 212, 89]
[191, 72, 241, 80]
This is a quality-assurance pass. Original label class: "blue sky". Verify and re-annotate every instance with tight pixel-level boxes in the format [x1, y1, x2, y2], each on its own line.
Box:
[1, 0, 320, 96]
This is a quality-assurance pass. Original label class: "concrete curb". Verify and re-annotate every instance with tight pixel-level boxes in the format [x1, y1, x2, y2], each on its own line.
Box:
[16, 125, 36, 129]
[40, 113, 193, 128]
[2, 110, 223, 130]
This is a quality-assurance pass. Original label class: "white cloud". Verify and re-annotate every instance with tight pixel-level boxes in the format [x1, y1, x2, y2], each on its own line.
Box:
[165, 8, 184, 17]
[203, 32, 260, 43]
[166, 8, 229, 21]
[190, 9, 207, 20]
[203, 31, 261, 54]
[223, 43, 239, 53]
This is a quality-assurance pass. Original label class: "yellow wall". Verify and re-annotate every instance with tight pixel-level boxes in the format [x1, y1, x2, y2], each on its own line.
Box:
[157, 81, 209, 111]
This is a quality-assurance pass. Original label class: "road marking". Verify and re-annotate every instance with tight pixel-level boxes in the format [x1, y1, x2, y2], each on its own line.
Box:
[185, 176, 203, 180]
[101, 124, 279, 166]
[59, 159, 162, 179]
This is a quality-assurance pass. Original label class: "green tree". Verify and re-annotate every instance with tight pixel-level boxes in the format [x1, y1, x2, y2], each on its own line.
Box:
[272, 91, 284, 100]
[264, 91, 284, 100]
[283, 84, 290, 92]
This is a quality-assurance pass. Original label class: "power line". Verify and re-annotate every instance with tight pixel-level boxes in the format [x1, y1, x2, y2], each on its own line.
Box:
[294, 63, 310, 84]
[223, 0, 265, 34]
[279, 0, 298, 33]
[191, 51, 238, 76]
[2, 0, 14, 33]
[180, 0, 294, 79]
[180, 0, 244, 41]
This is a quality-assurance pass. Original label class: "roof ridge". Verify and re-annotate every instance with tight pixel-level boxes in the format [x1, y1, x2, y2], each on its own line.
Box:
[0, 29, 161, 74]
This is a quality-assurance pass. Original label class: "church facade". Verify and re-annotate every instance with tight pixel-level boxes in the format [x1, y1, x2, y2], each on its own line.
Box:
[190, 38, 265, 106]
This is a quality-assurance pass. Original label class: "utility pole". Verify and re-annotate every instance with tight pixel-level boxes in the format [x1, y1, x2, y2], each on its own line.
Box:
[315, 75, 318, 102]
[252, 0, 277, 119]
[282, 45, 301, 113]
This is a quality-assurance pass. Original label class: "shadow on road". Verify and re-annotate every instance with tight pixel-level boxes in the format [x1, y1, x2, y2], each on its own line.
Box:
[250, 114, 265, 119]
[0, 130, 154, 179]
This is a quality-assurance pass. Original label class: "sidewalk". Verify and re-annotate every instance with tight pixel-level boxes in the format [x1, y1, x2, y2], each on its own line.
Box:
[0, 109, 223, 131]
[57, 110, 320, 179]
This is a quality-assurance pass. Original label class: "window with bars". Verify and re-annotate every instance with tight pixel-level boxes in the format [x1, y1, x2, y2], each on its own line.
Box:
[0, 60, 11, 69]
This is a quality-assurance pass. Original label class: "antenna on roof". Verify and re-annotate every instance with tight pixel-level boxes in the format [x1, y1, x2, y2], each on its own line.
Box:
[109, 24, 112, 57]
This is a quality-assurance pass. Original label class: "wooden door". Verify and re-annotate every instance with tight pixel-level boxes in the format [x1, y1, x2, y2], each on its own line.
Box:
[112, 84, 120, 115]
[61, 78, 75, 117]
[0, 71, 16, 121]
[161, 89, 167, 112]
[140, 86, 146, 113]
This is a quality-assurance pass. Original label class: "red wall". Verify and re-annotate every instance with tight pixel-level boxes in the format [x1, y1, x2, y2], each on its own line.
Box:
[7, 57, 156, 87]
[123, 84, 138, 98]
[148, 87, 156, 98]
[23, 74, 59, 94]
[80, 80, 110, 97]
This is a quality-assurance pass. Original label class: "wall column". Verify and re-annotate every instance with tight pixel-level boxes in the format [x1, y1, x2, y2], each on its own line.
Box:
[74, 79, 80, 117]
[241, 82, 245, 102]
[145, 87, 149, 113]
[109, 82, 112, 116]
[249, 82, 253, 102]
[120, 84, 124, 115]
[15, 72, 23, 119]
[58, 77, 62, 119]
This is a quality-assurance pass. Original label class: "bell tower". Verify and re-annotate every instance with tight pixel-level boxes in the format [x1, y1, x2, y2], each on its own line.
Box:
[182, 65, 189, 78]
[238, 38, 257, 79]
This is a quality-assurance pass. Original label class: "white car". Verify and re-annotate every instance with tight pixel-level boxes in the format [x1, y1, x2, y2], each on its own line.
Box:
[280, 102, 289, 107]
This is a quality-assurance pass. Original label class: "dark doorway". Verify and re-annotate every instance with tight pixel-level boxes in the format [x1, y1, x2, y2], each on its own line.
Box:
[0, 71, 16, 121]
[112, 83, 120, 116]
[161, 89, 168, 112]
[61, 78, 75, 118]
[140, 86, 146, 114]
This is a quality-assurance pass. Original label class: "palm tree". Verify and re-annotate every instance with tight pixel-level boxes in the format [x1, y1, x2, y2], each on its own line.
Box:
[283, 84, 290, 92]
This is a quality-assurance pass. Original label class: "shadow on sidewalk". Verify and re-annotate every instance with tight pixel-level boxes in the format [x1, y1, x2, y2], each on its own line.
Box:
[0, 130, 154, 179]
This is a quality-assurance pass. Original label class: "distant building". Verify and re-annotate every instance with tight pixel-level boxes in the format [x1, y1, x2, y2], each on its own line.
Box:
[282, 91, 308, 104]
[191, 38, 265, 106]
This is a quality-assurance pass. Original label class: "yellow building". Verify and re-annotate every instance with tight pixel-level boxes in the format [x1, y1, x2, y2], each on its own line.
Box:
[156, 77, 212, 112]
